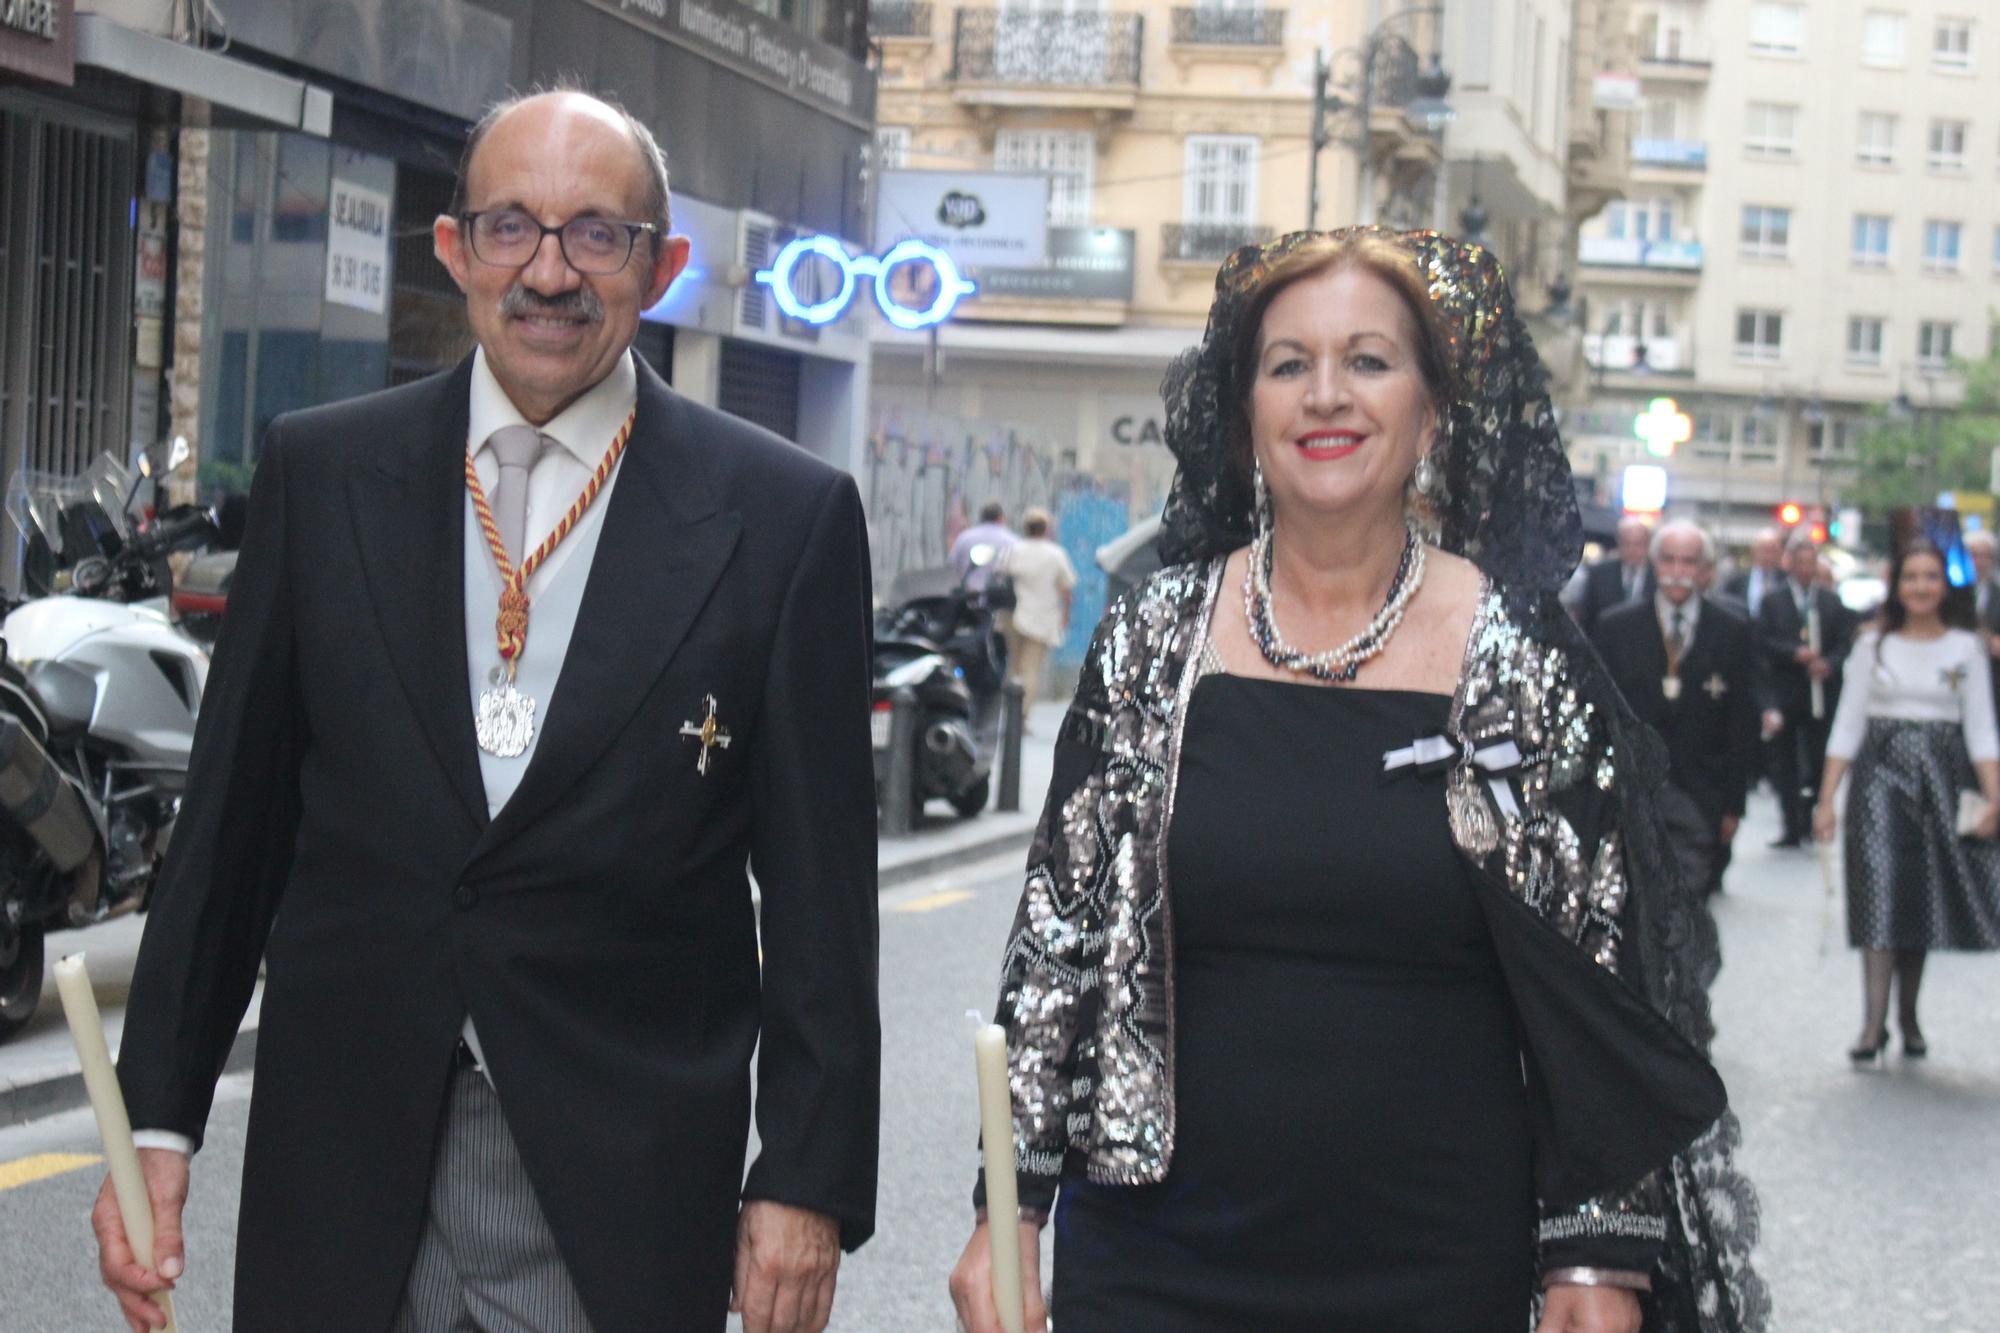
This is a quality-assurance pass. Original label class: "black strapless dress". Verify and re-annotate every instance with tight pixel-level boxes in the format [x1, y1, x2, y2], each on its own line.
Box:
[1051, 676, 1537, 1332]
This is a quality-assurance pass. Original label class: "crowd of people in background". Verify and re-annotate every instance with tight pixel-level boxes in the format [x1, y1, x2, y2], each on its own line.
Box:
[1566, 514, 2000, 1066]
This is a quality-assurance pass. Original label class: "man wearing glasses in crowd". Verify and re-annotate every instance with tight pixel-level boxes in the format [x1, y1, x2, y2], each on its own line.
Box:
[93, 87, 879, 1333]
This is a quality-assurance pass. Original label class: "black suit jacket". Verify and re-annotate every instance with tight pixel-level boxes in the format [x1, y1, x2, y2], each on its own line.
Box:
[1721, 566, 1778, 618]
[1594, 597, 1759, 826]
[1757, 581, 1856, 718]
[1573, 556, 1655, 634]
[117, 357, 881, 1332]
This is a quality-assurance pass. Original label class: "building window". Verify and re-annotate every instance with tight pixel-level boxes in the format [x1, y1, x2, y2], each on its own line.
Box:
[1745, 102, 1798, 158]
[1605, 197, 1677, 242]
[1740, 412, 1780, 465]
[1182, 135, 1260, 229]
[1861, 10, 1906, 65]
[1923, 219, 1963, 271]
[1639, 97, 1684, 142]
[1735, 309, 1784, 361]
[1918, 320, 1955, 367]
[1856, 111, 1898, 166]
[994, 129, 1095, 227]
[1691, 410, 1734, 464]
[1852, 214, 1892, 266]
[1847, 316, 1886, 365]
[1927, 119, 1968, 171]
[874, 126, 911, 170]
[1749, 3, 1806, 56]
[1741, 205, 1791, 259]
[1934, 17, 1973, 71]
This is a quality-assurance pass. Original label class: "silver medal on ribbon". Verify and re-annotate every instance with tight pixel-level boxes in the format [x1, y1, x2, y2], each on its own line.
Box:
[476, 668, 537, 758]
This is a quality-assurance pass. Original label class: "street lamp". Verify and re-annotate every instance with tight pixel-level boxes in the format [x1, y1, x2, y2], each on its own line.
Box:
[1307, 6, 1452, 230]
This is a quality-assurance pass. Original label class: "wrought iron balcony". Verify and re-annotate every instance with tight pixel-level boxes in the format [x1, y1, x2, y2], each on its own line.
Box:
[951, 8, 1144, 86]
[1162, 221, 1275, 263]
[1170, 6, 1285, 46]
[871, 2, 932, 39]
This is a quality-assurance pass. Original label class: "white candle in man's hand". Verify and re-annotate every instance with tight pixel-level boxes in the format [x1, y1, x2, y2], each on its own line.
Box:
[54, 954, 180, 1333]
[973, 1023, 1025, 1333]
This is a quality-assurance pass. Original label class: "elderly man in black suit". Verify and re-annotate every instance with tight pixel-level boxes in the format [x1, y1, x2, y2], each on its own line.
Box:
[1596, 520, 1759, 901]
[1722, 528, 1784, 620]
[1568, 514, 1656, 634]
[1759, 532, 1857, 848]
[93, 89, 879, 1333]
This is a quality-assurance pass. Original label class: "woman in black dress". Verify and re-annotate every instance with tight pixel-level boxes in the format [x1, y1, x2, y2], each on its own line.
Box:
[948, 230, 1767, 1332]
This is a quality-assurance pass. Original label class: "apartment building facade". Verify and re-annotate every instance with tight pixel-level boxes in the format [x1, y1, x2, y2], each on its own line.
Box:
[1571, 0, 1999, 541]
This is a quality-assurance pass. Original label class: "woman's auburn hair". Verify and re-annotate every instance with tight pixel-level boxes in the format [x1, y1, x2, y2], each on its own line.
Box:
[1224, 232, 1461, 479]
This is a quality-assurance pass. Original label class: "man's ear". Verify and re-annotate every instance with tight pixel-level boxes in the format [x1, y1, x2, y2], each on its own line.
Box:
[434, 213, 473, 295]
[643, 234, 693, 309]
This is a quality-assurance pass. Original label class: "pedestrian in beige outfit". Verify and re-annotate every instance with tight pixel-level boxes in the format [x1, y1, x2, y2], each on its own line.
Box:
[999, 508, 1077, 719]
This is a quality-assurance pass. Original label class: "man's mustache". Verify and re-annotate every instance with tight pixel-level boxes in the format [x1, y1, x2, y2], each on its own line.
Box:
[499, 285, 605, 323]
[1657, 575, 1699, 592]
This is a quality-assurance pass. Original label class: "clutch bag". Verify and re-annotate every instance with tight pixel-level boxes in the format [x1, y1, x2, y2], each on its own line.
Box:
[1957, 791, 1990, 837]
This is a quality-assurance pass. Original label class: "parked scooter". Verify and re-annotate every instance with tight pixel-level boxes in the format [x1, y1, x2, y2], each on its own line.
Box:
[871, 559, 1010, 822]
[0, 444, 213, 1038]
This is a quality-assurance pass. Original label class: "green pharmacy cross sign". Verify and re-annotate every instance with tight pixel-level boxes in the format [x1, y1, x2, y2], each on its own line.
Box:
[1634, 397, 1692, 458]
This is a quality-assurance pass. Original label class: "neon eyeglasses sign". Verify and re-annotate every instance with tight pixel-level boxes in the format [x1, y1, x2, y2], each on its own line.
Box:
[753, 235, 977, 331]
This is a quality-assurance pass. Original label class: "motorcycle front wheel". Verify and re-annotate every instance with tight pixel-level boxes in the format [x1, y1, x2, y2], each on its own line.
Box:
[0, 923, 45, 1039]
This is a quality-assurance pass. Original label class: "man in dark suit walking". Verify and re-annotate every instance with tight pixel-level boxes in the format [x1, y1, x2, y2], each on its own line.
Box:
[1758, 532, 1857, 847]
[1568, 514, 1656, 634]
[1722, 528, 1784, 621]
[1595, 521, 1759, 901]
[93, 90, 879, 1333]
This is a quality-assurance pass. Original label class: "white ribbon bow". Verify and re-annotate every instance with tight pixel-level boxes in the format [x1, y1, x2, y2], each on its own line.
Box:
[1382, 735, 1524, 819]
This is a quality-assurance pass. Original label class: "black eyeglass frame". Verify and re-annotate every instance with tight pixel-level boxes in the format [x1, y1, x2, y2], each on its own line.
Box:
[458, 209, 663, 274]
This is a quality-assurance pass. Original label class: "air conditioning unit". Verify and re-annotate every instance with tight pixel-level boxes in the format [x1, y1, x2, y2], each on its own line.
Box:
[735, 210, 778, 338]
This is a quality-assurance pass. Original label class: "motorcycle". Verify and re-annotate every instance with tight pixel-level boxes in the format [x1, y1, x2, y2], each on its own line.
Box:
[871, 560, 1010, 822]
[0, 444, 215, 1039]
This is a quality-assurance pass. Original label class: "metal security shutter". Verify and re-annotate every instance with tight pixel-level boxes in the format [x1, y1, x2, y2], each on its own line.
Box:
[717, 340, 801, 442]
[0, 101, 134, 487]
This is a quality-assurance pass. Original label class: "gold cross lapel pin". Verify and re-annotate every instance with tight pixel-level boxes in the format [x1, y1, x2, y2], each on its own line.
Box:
[1702, 673, 1730, 701]
[679, 694, 732, 776]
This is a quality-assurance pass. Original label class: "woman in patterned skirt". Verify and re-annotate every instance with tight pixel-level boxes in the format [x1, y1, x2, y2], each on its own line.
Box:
[1815, 541, 2000, 1064]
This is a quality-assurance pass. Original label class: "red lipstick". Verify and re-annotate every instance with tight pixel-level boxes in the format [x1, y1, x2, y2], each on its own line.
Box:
[1295, 429, 1365, 461]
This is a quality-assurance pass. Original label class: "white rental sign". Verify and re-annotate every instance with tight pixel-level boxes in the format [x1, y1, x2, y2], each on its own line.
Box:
[874, 170, 1049, 270]
[325, 178, 391, 314]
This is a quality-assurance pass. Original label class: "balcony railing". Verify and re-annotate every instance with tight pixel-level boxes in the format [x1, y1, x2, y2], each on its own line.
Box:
[1630, 137, 1707, 169]
[1584, 334, 1685, 374]
[871, 1, 932, 38]
[1578, 236, 1703, 270]
[1162, 221, 1275, 262]
[951, 8, 1144, 86]
[1170, 6, 1285, 46]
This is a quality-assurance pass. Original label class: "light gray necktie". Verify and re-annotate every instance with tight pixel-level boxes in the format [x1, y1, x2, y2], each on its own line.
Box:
[1668, 607, 1686, 658]
[486, 425, 550, 563]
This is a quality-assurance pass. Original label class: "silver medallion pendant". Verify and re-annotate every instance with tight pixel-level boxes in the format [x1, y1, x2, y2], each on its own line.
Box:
[1447, 765, 1500, 859]
[1662, 675, 1683, 702]
[476, 678, 537, 758]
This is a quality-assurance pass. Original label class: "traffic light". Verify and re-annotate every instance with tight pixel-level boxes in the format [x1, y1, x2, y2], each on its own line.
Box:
[1777, 501, 1804, 527]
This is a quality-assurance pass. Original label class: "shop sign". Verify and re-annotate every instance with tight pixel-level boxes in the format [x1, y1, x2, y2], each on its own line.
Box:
[969, 227, 1135, 303]
[0, 0, 74, 86]
[133, 202, 169, 320]
[1100, 393, 1167, 454]
[324, 178, 390, 315]
[579, 0, 874, 128]
[875, 170, 1049, 271]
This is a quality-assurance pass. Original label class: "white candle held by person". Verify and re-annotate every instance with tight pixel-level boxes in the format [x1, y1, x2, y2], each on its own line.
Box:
[55, 954, 180, 1333]
[973, 1022, 1026, 1333]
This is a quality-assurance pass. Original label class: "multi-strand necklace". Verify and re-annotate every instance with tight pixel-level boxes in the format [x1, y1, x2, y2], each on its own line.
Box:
[1244, 517, 1427, 683]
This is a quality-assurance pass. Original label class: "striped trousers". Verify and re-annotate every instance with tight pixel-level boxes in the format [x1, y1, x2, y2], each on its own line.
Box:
[392, 1059, 596, 1332]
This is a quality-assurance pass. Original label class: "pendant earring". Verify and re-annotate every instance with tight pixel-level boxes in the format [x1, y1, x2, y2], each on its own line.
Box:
[1413, 453, 1438, 497]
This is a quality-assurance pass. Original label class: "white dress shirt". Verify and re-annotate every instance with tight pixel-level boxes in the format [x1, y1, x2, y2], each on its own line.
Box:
[133, 350, 640, 1156]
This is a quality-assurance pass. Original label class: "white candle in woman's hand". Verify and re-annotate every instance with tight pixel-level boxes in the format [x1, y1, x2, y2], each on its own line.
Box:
[973, 1023, 1025, 1333]
[54, 954, 179, 1333]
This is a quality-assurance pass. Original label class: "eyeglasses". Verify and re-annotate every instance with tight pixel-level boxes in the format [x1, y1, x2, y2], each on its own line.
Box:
[460, 209, 660, 275]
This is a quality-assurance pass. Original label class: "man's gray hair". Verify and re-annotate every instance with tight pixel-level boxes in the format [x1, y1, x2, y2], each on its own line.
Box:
[1784, 529, 1820, 555]
[450, 79, 672, 236]
[1967, 529, 1999, 555]
[1650, 518, 1715, 566]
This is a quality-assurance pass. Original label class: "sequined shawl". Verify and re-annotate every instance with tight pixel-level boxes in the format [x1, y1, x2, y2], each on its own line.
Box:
[989, 560, 1771, 1330]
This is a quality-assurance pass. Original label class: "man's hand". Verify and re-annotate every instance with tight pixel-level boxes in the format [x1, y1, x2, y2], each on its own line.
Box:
[948, 1218, 1048, 1333]
[1807, 658, 1833, 682]
[91, 1148, 188, 1333]
[731, 1200, 840, 1333]
[1985, 632, 2000, 660]
[1761, 709, 1785, 741]
[1793, 646, 1818, 665]
[1537, 1284, 1642, 1333]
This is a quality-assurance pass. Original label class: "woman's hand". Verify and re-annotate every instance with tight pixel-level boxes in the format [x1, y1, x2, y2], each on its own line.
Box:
[1974, 803, 1999, 841]
[1537, 1283, 1642, 1333]
[1812, 799, 1837, 842]
[947, 1218, 1047, 1333]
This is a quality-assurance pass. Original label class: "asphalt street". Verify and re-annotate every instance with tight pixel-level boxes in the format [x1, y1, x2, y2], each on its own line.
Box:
[2, 794, 1997, 1330]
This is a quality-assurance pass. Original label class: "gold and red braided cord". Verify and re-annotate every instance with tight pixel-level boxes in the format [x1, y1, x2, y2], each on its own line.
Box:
[465, 409, 635, 672]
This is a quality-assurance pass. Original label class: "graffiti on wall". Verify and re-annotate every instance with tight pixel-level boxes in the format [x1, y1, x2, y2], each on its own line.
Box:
[864, 404, 1135, 666]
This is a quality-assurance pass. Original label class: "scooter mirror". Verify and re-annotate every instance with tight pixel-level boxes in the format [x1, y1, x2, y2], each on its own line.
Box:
[137, 453, 153, 480]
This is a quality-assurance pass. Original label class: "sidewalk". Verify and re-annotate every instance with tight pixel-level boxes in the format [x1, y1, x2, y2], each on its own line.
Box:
[0, 700, 1063, 1128]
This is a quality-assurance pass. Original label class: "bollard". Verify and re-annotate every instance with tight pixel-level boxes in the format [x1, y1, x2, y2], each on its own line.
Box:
[997, 679, 1025, 813]
[883, 686, 921, 835]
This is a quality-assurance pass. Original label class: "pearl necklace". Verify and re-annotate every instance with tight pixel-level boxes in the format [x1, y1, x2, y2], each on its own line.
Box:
[1244, 518, 1427, 683]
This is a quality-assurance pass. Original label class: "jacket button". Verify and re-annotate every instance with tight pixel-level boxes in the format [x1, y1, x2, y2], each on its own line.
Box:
[453, 885, 478, 910]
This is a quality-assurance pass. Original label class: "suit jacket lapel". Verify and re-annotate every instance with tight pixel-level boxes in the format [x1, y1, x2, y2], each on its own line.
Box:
[347, 359, 490, 832]
[471, 365, 744, 861]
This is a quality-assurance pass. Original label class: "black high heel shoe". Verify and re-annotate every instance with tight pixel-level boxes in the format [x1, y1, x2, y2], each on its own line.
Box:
[1849, 1030, 1889, 1068]
[1901, 1028, 1928, 1058]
